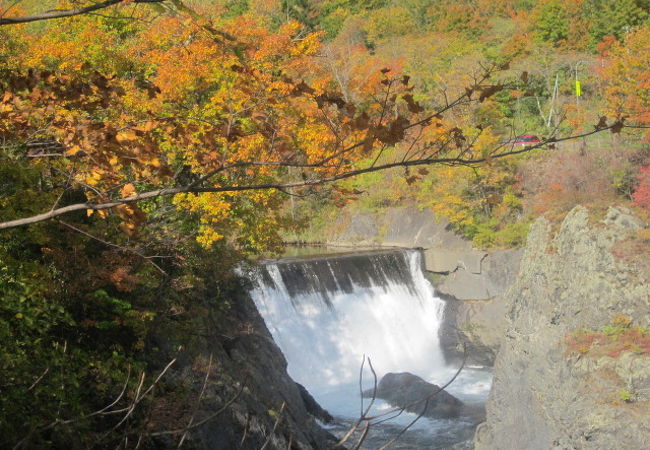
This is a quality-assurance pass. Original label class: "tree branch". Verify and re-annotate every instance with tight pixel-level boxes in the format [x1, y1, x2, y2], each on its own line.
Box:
[0, 124, 625, 231]
[56, 220, 169, 275]
[0, 0, 165, 26]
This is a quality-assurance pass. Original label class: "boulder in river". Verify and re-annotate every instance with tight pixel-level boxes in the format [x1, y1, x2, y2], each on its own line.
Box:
[363, 372, 463, 419]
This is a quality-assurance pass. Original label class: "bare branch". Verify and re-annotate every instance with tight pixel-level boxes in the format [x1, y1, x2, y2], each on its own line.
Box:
[352, 422, 370, 450]
[340, 344, 468, 450]
[57, 220, 168, 275]
[377, 345, 467, 449]
[259, 402, 286, 450]
[177, 353, 213, 448]
[147, 383, 244, 437]
[0, 0, 165, 26]
[26, 368, 49, 392]
[0, 123, 626, 231]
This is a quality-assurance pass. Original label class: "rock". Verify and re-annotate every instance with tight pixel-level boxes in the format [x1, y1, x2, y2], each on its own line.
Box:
[148, 282, 341, 450]
[362, 372, 464, 419]
[474, 206, 650, 450]
[382, 208, 471, 250]
[296, 382, 334, 424]
[423, 249, 486, 274]
[333, 212, 379, 245]
[602, 205, 644, 230]
[328, 206, 471, 250]
[440, 295, 507, 366]
[434, 249, 522, 300]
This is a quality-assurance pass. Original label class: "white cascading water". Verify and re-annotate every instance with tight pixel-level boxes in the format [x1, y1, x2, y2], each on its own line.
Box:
[243, 248, 491, 448]
[245, 250, 445, 400]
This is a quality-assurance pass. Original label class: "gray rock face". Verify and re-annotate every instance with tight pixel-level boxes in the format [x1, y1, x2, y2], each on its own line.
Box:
[475, 206, 650, 450]
[330, 207, 470, 250]
[363, 372, 464, 419]
[334, 212, 379, 245]
[382, 208, 472, 250]
[434, 249, 522, 300]
[453, 296, 508, 366]
[148, 284, 341, 450]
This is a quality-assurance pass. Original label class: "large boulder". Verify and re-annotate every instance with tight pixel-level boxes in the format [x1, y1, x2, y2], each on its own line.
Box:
[363, 372, 464, 419]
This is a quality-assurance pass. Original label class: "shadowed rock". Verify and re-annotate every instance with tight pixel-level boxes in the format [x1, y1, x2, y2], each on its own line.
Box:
[363, 372, 463, 419]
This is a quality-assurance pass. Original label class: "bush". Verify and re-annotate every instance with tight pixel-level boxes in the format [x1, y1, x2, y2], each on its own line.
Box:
[521, 146, 643, 217]
[631, 166, 650, 214]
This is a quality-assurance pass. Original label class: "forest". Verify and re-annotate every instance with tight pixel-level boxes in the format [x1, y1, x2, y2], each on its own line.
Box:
[0, 0, 648, 448]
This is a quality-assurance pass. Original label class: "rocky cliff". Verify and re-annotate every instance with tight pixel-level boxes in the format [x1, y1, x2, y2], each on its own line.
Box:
[146, 279, 341, 450]
[475, 206, 650, 449]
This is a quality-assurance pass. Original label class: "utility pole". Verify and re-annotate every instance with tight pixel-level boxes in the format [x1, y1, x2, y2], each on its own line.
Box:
[547, 73, 559, 128]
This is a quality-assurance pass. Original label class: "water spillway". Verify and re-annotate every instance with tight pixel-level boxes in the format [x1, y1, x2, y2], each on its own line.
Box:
[243, 248, 490, 448]
[246, 249, 444, 389]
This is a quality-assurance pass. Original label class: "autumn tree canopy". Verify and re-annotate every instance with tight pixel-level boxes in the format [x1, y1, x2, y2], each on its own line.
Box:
[0, 0, 641, 252]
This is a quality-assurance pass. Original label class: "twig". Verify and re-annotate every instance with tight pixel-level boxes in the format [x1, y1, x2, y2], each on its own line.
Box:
[147, 383, 244, 437]
[339, 356, 377, 447]
[239, 414, 250, 448]
[0, 122, 624, 231]
[177, 353, 213, 449]
[0, 0, 165, 25]
[259, 402, 286, 450]
[26, 368, 49, 392]
[352, 421, 370, 450]
[366, 344, 467, 422]
[57, 220, 168, 275]
[377, 351, 466, 450]
[341, 344, 468, 450]
[12, 365, 133, 449]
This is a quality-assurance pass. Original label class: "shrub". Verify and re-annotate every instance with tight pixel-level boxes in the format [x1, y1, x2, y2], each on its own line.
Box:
[521, 146, 642, 217]
[565, 315, 650, 358]
[631, 166, 650, 214]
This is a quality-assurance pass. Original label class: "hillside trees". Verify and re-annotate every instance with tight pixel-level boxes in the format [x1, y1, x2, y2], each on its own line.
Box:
[584, 0, 650, 44]
[3, 1, 646, 245]
[2, 1, 642, 248]
[0, 0, 168, 25]
[0, 4, 581, 241]
[599, 28, 650, 129]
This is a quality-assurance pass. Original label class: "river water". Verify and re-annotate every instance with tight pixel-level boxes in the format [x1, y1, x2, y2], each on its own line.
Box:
[243, 248, 491, 448]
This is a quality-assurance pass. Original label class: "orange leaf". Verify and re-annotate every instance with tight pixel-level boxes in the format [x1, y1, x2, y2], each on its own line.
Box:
[120, 183, 136, 198]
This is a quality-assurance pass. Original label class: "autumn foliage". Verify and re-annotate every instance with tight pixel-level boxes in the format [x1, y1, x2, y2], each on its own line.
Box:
[632, 166, 650, 214]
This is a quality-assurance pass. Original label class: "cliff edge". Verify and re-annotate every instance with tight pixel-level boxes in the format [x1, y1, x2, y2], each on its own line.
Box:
[474, 206, 650, 449]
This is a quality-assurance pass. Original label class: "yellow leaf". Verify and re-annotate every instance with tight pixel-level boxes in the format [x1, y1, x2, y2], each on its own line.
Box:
[65, 145, 82, 156]
[116, 130, 138, 143]
[86, 209, 94, 217]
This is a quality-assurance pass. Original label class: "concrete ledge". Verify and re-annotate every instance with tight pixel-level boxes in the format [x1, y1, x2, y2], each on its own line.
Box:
[424, 249, 487, 274]
[428, 249, 523, 300]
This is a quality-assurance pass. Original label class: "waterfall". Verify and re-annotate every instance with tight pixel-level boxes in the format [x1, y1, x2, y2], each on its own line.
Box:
[244, 249, 446, 398]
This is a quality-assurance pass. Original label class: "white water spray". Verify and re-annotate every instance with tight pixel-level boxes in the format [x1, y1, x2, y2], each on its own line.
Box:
[245, 249, 447, 395]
